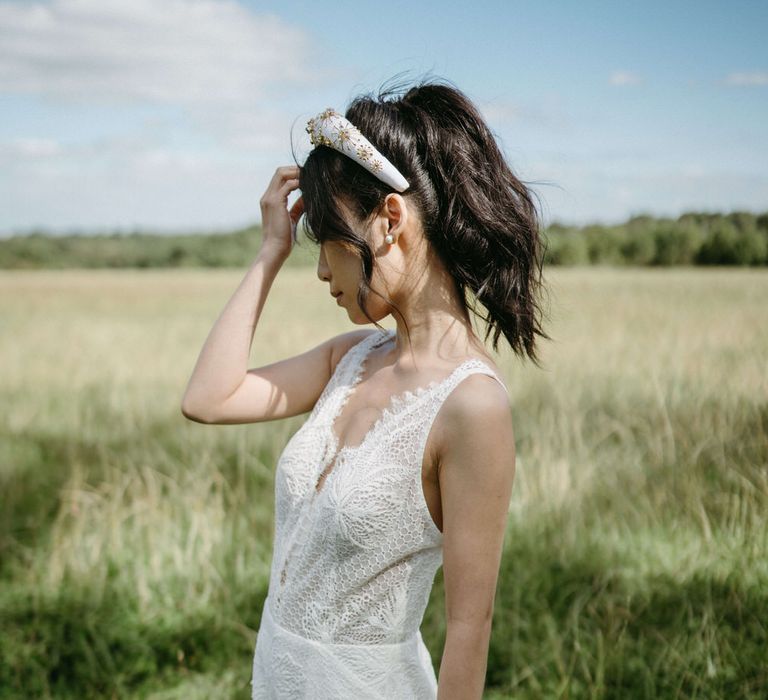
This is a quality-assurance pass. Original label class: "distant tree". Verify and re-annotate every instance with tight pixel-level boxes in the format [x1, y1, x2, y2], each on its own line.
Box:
[626, 214, 656, 232]
[727, 210, 757, 235]
[677, 211, 705, 228]
[620, 227, 656, 265]
[545, 221, 571, 236]
[582, 225, 624, 264]
[543, 229, 588, 265]
[652, 223, 702, 265]
[739, 229, 768, 264]
[697, 218, 766, 265]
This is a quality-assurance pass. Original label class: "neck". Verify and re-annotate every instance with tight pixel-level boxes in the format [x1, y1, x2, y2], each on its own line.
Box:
[384, 261, 485, 370]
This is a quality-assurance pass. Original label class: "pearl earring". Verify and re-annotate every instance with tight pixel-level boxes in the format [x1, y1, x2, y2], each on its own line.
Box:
[385, 233, 394, 245]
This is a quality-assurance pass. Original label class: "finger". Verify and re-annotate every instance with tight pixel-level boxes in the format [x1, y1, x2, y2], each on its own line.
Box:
[277, 178, 300, 198]
[278, 165, 301, 179]
[267, 166, 300, 192]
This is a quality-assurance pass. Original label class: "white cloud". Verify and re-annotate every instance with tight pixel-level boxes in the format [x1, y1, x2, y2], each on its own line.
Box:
[0, 0, 341, 231]
[0, 137, 63, 157]
[724, 71, 768, 86]
[478, 95, 575, 135]
[0, 0, 337, 151]
[609, 70, 643, 86]
[0, 135, 270, 231]
[479, 101, 525, 123]
[0, 0, 318, 105]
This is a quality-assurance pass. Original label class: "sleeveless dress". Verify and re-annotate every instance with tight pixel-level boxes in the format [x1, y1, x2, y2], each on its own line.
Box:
[250, 327, 509, 699]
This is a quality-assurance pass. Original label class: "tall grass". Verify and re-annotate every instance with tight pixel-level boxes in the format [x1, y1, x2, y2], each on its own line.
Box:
[1, 266, 766, 698]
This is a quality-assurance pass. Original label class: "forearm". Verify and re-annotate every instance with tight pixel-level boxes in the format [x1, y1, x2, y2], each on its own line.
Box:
[437, 619, 492, 700]
[181, 248, 285, 415]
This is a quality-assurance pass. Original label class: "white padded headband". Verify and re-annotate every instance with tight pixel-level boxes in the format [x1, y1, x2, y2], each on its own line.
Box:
[305, 107, 410, 192]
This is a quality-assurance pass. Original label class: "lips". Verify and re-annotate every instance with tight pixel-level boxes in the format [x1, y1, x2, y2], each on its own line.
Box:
[331, 291, 342, 298]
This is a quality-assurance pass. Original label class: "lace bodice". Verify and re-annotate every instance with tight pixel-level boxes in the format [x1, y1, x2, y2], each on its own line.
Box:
[266, 327, 509, 645]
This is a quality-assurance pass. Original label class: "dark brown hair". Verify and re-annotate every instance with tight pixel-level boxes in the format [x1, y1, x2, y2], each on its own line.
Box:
[291, 73, 551, 368]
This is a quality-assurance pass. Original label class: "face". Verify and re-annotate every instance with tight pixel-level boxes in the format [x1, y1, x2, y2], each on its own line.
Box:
[316, 237, 395, 324]
[316, 194, 410, 323]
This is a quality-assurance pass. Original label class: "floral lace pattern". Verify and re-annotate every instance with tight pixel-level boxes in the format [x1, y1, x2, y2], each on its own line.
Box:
[251, 328, 509, 698]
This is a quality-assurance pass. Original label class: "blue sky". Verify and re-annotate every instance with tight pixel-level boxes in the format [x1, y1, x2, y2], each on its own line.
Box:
[0, 0, 766, 235]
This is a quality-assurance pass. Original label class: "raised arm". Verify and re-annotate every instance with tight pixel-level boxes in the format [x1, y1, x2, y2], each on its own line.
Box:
[180, 166, 379, 425]
[181, 166, 304, 423]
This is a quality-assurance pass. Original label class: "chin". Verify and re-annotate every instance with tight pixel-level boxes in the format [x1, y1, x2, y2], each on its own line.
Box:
[341, 297, 390, 324]
[353, 311, 391, 325]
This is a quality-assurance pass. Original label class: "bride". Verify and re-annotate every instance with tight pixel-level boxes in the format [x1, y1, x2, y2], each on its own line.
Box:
[181, 76, 549, 699]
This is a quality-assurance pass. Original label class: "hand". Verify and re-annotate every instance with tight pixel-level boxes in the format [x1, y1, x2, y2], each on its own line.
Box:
[259, 165, 304, 261]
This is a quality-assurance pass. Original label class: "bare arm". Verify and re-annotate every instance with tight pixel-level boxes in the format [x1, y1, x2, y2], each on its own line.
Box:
[181, 164, 328, 424]
[435, 375, 516, 699]
[180, 247, 313, 424]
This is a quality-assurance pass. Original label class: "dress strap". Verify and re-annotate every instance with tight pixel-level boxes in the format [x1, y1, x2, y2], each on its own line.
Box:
[437, 358, 509, 399]
[335, 329, 390, 384]
[479, 364, 508, 395]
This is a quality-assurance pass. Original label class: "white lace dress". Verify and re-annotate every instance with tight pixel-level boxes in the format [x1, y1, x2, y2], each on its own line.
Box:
[250, 327, 508, 699]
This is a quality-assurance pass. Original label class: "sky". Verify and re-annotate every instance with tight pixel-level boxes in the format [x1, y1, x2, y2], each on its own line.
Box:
[0, 0, 766, 236]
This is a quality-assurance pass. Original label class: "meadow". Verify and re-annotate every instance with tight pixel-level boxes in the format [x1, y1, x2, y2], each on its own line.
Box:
[1, 265, 766, 699]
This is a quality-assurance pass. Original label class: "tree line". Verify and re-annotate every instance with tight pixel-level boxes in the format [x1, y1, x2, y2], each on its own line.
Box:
[545, 211, 768, 266]
[1, 210, 766, 269]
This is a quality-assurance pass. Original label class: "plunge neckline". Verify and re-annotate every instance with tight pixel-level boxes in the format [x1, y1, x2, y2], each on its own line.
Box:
[313, 329, 500, 496]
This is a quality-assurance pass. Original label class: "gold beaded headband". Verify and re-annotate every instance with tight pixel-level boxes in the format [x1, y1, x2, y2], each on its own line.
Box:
[305, 107, 410, 192]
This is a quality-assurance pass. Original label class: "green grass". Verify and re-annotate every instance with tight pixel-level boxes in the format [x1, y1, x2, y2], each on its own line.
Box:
[1, 266, 766, 698]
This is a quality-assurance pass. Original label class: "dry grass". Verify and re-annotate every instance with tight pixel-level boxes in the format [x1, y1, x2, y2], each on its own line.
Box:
[1, 266, 766, 698]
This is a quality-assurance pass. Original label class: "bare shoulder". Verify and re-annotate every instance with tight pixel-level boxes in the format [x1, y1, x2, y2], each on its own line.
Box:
[431, 370, 514, 472]
[328, 328, 382, 372]
[441, 370, 512, 430]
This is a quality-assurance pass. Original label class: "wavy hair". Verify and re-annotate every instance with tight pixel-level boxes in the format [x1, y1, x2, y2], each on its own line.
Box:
[290, 73, 552, 368]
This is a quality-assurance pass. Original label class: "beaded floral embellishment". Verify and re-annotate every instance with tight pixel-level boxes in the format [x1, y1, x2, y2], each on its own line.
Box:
[304, 107, 410, 192]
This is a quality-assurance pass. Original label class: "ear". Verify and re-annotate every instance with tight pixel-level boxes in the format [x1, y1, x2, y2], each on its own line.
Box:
[383, 193, 408, 235]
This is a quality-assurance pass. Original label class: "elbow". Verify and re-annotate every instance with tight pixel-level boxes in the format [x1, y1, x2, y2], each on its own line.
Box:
[180, 396, 214, 424]
[446, 614, 493, 638]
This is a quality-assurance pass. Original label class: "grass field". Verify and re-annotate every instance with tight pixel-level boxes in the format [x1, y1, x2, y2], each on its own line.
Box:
[1, 266, 766, 699]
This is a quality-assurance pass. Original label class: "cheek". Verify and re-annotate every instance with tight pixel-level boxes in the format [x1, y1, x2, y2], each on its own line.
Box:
[325, 243, 355, 271]
[369, 262, 392, 294]
[335, 255, 363, 287]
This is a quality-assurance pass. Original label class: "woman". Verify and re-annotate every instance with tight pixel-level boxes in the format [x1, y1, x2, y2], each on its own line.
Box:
[181, 77, 550, 698]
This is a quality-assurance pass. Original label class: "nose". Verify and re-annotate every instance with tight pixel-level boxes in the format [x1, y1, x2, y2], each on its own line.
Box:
[317, 254, 328, 282]
[316, 243, 330, 282]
